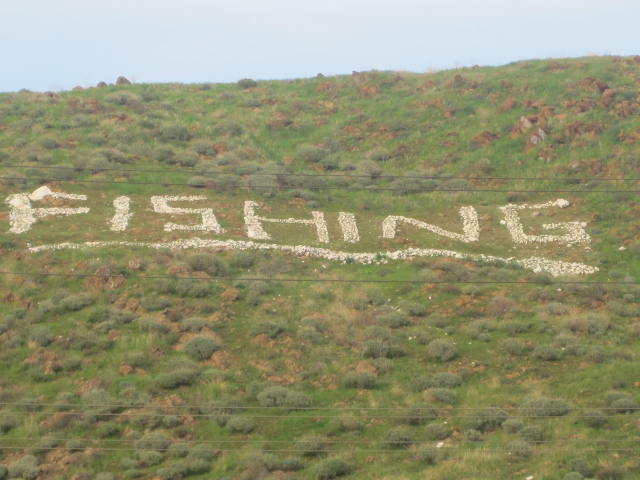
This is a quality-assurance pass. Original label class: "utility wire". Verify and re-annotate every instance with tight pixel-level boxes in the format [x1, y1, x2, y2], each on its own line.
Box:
[0, 175, 638, 193]
[1, 163, 638, 182]
[0, 271, 632, 285]
[0, 401, 637, 413]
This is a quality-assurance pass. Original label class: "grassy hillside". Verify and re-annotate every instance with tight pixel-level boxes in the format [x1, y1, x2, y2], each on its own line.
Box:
[0, 56, 639, 480]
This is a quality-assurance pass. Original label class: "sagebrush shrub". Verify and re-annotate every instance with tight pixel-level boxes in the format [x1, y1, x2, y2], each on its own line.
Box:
[296, 435, 327, 457]
[341, 372, 377, 389]
[520, 398, 570, 417]
[0, 412, 19, 433]
[159, 125, 191, 142]
[237, 78, 258, 89]
[184, 336, 221, 361]
[383, 429, 414, 449]
[226, 416, 256, 434]
[157, 369, 199, 389]
[415, 446, 441, 465]
[8, 454, 38, 480]
[506, 439, 532, 459]
[136, 432, 172, 451]
[185, 253, 228, 276]
[428, 388, 458, 404]
[314, 458, 353, 480]
[424, 423, 451, 440]
[580, 408, 608, 428]
[426, 339, 458, 362]
[297, 145, 328, 163]
[398, 405, 438, 425]
[464, 407, 507, 432]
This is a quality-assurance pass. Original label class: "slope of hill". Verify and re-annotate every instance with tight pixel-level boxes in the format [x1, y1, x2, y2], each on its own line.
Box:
[0, 56, 639, 480]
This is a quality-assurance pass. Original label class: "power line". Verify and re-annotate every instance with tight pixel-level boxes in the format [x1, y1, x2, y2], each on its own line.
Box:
[0, 271, 632, 285]
[0, 401, 637, 413]
[0, 445, 637, 454]
[1, 436, 637, 446]
[0, 175, 639, 193]
[1, 163, 639, 182]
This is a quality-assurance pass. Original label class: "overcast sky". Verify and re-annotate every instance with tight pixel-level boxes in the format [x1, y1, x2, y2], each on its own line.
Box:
[1, 0, 639, 92]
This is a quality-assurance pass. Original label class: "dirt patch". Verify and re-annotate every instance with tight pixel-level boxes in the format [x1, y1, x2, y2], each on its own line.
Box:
[575, 76, 609, 93]
[83, 265, 126, 292]
[599, 88, 617, 108]
[497, 98, 518, 112]
[472, 131, 498, 146]
[359, 84, 380, 98]
[24, 347, 61, 375]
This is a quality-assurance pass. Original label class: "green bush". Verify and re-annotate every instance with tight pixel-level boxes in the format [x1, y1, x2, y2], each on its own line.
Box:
[315, 458, 353, 480]
[174, 279, 210, 297]
[428, 388, 458, 404]
[563, 473, 584, 480]
[500, 338, 530, 356]
[159, 125, 192, 142]
[383, 429, 414, 449]
[0, 412, 20, 433]
[378, 310, 410, 328]
[256, 386, 312, 408]
[532, 344, 563, 361]
[610, 397, 639, 413]
[520, 398, 570, 417]
[369, 148, 390, 162]
[427, 372, 463, 388]
[136, 317, 171, 334]
[362, 340, 390, 359]
[226, 416, 256, 434]
[59, 294, 94, 312]
[426, 340, 458, 362]
[581, 408, 608, 427]
[424, 423, 451, 440]
[136, 432, 172, 451]
[168, 443, 190, 458]
[185, 253, 228, 276]
[180, 317, 211, 332]
[263, 455, 304, 471]
[65, 438, 85, 452]
[141, 296, 173, 311]
[506, 439, 532, 459]
[341, 372, 377, 389]
[297, 145, 328, 163]
[398, 405, 438, 425]
[400, 301, 428, 316]
[184, 336, 221, 361]
[29, 326, 54, 346]
[157, 369, 199, 389]
[464, 407, 508, 432]
[502, 418, 524, 433]
[156, 462, 190, 480]
[8, 454, 38, 480]
[253, 321, 287, 339]
[518, 426, 545, 443]
[296, 435, 327, 457]
[237, 78, 258, 89]
[415, 446, 441, 465]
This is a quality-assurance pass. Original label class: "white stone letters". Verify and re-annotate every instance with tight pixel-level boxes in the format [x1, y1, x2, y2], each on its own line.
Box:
[499, 199, 590, 247]
[150, 195, 224, 233]
[110, 196, 133, 232]
[5, 186, 89, 234]
[4, 188, 599, 276]
[244, 200, 329, 243]
[338, 212, 359, 243]
[382, 206, 479, 243]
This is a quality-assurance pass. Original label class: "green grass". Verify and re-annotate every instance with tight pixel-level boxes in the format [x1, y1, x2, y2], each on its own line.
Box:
[0, 56, 639, 479]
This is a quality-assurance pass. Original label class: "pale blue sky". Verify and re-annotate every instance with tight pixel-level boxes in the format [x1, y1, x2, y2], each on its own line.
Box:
[1, 0, 639, 92]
